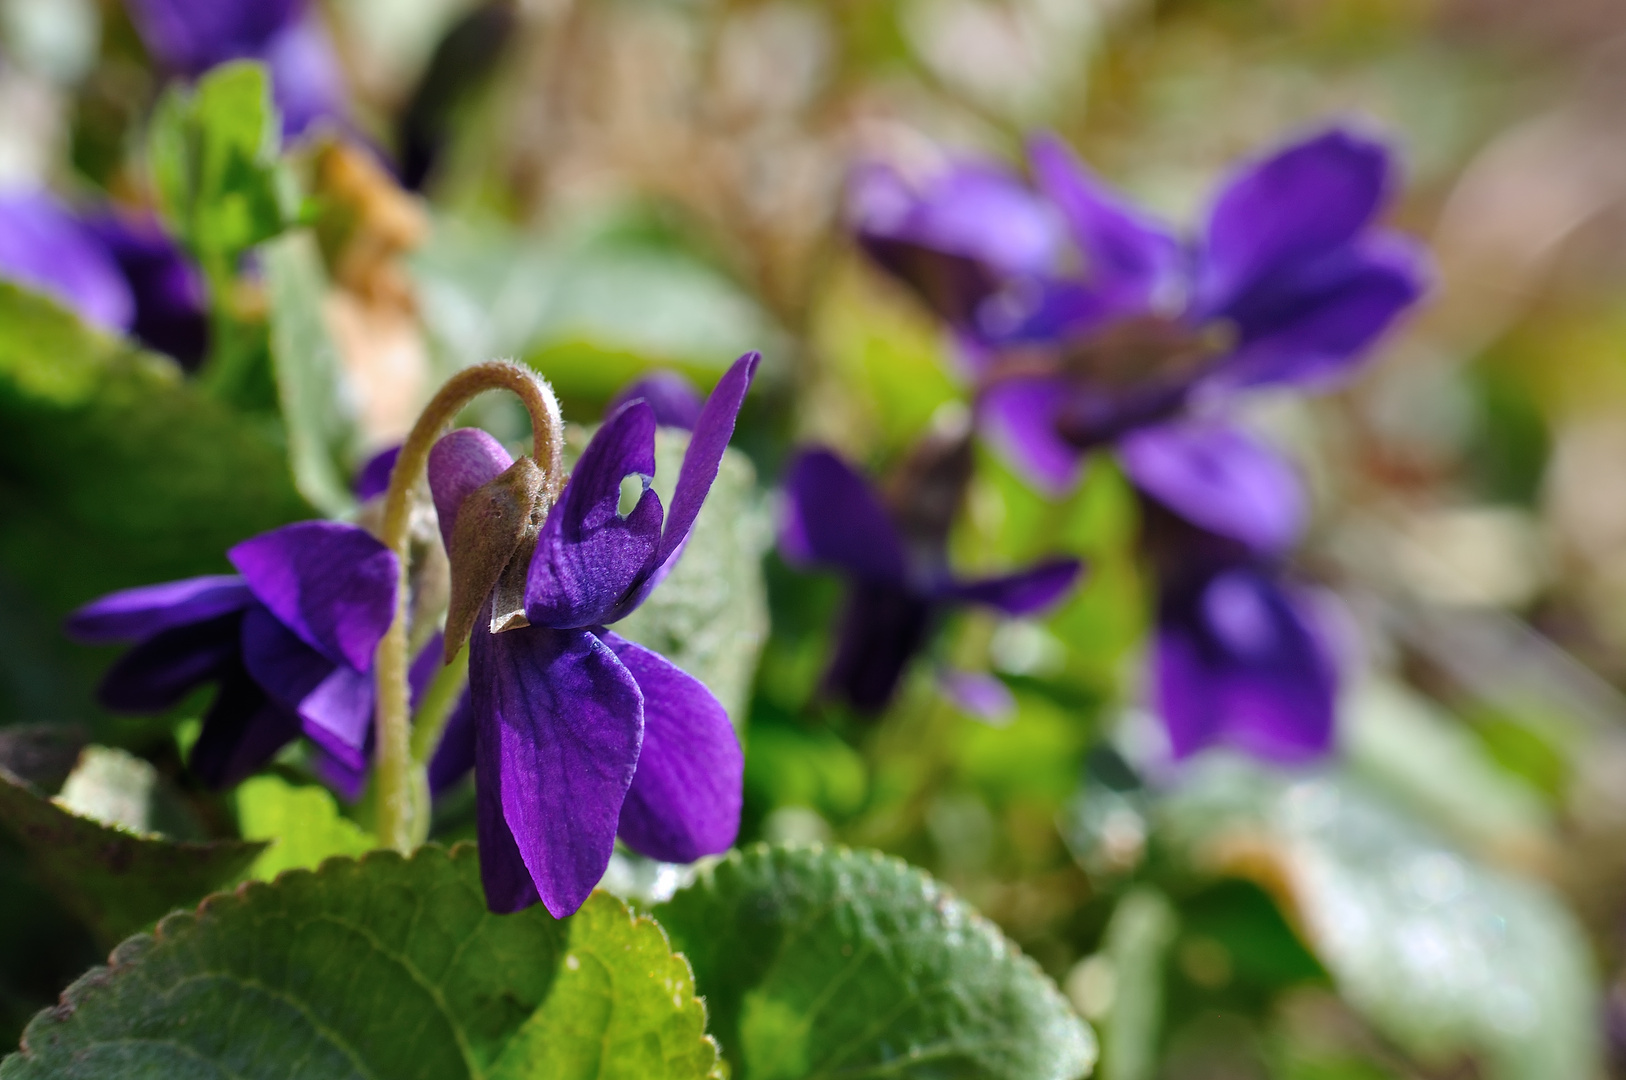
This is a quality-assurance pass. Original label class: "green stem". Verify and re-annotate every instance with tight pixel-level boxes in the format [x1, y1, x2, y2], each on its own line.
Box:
[374, 361, 564, 853]
[410, 648, 470, 766]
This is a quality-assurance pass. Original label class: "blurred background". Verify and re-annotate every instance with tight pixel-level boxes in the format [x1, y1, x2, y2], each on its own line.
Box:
[6, 0, 1626, 1076]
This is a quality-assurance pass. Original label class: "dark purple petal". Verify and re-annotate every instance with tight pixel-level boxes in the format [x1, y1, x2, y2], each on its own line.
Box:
[309, 748, 367, 803]
[973, 278, 1129, 346]
[608, 371, 704, 431]
[1209, 233, 1428, 390]
[427, 689, 475, 796]
[96, 612, 242, 713]
[263, 16, 349, 137]
[938, 669, 1015, 723]
[524, 401, 664, 629]
[823, 583, 937, 714]
[355, 445, 401, 502]
[188, 665, 301, 789]
[409, 630, 445, 709]
[125, 0, 301, 74]
[779, 448, 908, 584]
[1119, 423, 1304, 555]
[975, 377, 1085, 494]
[239, 605, 373, 769]
[428, 427, 515, 550]
[1155, 567, 1336, 764]
[228, 520, 398, 672]
[471, 621, 644, 916]
[940, 558, 1083, 615]
[601, 632, 741, 864]
[1195, 126, 1393, 320]
[0, 192, 133, 331]
[66, 575, 252, 643]
[1028, 133, 1183, 306]
[81, 211, 209, 369]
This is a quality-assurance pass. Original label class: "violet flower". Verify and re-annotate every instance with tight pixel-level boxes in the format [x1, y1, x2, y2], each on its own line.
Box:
[124, 0, 348, 137]
[426, 353, 759, 917]
[607, 371, 705, 431]
[779, 444, 1083, 713]
[1126, 422, 1337, 763]
[83, 211, 211, 370]
[66, 521, 397, 790]
[853, 125, 1428, 492]
[0, 192, 133, 332]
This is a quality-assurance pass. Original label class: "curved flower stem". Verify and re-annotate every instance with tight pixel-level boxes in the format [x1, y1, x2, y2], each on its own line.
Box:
[374, 361, 564, 853]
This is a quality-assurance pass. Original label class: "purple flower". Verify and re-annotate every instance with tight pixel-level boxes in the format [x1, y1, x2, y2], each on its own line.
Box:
[66, 521, 397, 790]
[83, 211, 210, 370]
[354, 445, 402, 501]
[1129, 423, 1336, 763]
[0, 192, 133, 331]
[124, 0, 348, 137]
[779, 445, 1083, 713]
[853, 126, 1429, 492]
[607, 371, 705, 431]
[426, 353, 760, 917]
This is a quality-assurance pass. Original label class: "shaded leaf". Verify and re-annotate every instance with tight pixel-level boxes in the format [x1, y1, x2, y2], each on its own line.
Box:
[1, 846, 718, 1079]
[262, 230, 359, 516]
[655, 842, 1097, 1080]
[0, 752, 264, 945]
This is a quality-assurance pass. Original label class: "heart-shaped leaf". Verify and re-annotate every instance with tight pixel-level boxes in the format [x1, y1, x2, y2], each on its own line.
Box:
[655, 843, 1097, 1080]
[1, 845, 719, 1079]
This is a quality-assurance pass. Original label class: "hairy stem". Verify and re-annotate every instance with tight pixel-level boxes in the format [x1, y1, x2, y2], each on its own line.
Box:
[374, 361, 563, 852]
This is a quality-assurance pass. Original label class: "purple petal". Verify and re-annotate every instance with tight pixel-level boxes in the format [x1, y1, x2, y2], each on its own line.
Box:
[309, 748, 367, 803]
[125, 0, 300, 74]
[410, 630, 445, 709]
[524, 401, 664, 629]
[471, 622, 644, 916]
[66, 575, 252, 643]
[228, 520, 398, 672]
[355, 445, 401, 502]
[1195, 126, 1394, 320]
[264, 16, 349, 138]
[975, 377, 1085, 494]
[1155, 567, 1336, 764]
[239, 605, 373, 769]
[601, 632, 741, 863]
[188, 666, 301, 789]
[0, 192, 133, 331]
[608, 371, 704, 431]
[427, 689, 475, 796]
[1210, 233, 1428, 390]
[779, 449, 908, 583]
[82, 211, 209, 369]
[823, 583, 937, 713]
[428, 428, 515, 550]
[1028, 133, 1183, 306]
[1119, 423, 1304, 555]
[96, 612, 242, 713]
[938, 669, 1016, 723]
[941, 558, 1083, 615]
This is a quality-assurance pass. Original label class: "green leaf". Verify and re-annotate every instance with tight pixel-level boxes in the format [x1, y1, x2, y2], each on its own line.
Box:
[150, 60, 291, 277]
[1157, 760, 1600, 1080]
[655, 843, 1098, 1080]
[1096, 888, 1177, 1080]
[614, 429, 770, 722]
[262, 230, 360, 516]
[1, 846, 720, 1079]
[235, 775, 375, 881]
[0, 741, 265, 946]
[0, 281, 311, 616]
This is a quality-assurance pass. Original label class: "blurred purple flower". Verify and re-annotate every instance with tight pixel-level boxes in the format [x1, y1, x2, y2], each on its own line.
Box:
[0, 192, 134, 331]
[66, 522, 397, 790]
[83, 211, 210, 370]
[853, 126, 1429, 492]
[1131, 423, 1336, 764]
[354, 445, 401, 501]
[779, 445, 1082, 713]
[124, 0, 348, 137]
[607, 370, 705, 431]
[427, 353, 759, 917]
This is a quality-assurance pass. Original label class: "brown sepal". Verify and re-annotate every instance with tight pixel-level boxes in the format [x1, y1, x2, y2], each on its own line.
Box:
[443, 456, 550, 661]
